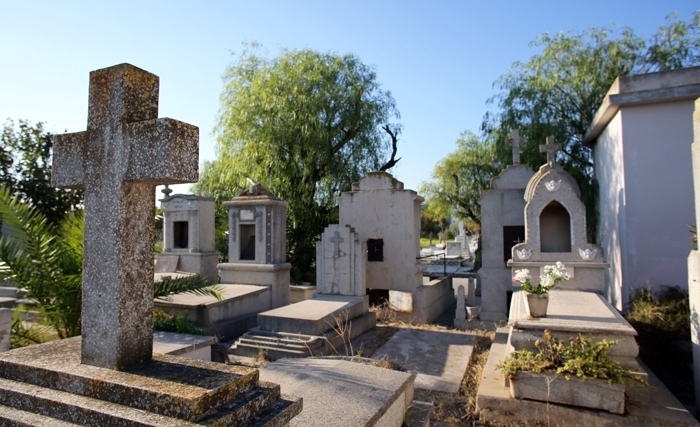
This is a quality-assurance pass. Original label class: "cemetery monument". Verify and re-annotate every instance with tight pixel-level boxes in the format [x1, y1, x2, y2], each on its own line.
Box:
[478, 129, 534, 321]
[0, 63, 300, 425]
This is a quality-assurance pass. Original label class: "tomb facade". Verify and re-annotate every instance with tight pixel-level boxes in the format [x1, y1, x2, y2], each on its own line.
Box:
[156, 193, 218, 281]
[479, 130, 534, 321]
[509, 137, 607, 293]
[218, 182, 290, 308]
[338, 171, 453, 323]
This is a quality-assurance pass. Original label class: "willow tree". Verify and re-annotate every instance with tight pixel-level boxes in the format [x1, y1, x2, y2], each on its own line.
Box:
[195, 45, 400, 282]
[420, 130, 502, 229]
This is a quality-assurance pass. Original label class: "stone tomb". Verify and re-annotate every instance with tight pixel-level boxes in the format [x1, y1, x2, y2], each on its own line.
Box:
[339, 171, 454, 323]
[476, 290, 698, 425]
[479, 130, 534, 321]
[0, 63, 300, 425]
[219, 183, 291, 309]
[230, 224, 376, 360]
[156, 183, 292, 341]
[509, 136, 607, 293]
[155, 192, 219, 281]
[155, 184, 291, 341]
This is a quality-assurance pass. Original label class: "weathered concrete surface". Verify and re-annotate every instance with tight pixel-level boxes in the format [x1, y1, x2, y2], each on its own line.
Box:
[258, 294, 369, 335]
[476, 328, 699, 426]
[260, 358, 415, 427]
[372, 328, 475, 393]
[509, 371, 626, 414]
[152, 331, 217, 360]
[0, 337, 302, 425]
[0, 308, 10, 352]
[52, 63, 199, 370]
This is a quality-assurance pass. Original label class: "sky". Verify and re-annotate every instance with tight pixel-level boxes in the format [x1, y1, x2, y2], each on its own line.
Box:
[1, 1, 698, 197]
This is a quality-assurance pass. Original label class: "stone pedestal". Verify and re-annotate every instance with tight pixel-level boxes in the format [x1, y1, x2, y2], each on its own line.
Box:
[0, 338, 301, 425]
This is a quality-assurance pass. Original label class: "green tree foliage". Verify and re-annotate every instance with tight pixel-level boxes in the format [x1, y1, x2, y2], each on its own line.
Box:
[1, 120, 82, 225]
[483, 10, 700, 239]
[195, 45, 400, 282]
[420, 131, 502, 228]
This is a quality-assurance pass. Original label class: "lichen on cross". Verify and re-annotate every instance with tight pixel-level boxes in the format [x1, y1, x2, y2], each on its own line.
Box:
[539, 136, 561, 165]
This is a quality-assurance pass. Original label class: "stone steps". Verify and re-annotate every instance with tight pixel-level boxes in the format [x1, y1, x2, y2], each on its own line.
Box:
[0, 297, 16, 308]
[230, 311, 376, 360]
[0, 285, 18, 299]
[0, 403, 83, 427]
[0, 338, 302, 426]
[230, 330, 326, 360]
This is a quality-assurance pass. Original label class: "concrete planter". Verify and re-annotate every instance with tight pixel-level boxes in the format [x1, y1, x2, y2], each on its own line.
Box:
[509, 371, 625, 414]
[525, 292, 549, 318]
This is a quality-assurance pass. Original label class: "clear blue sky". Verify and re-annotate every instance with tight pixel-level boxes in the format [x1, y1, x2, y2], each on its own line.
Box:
[1, 1, 697, 195]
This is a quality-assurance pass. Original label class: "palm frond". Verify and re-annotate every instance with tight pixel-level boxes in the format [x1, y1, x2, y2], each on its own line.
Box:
[154, 275, 224, 301]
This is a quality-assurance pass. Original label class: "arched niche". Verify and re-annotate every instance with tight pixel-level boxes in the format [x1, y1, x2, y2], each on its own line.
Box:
[539, 200, 571, 252]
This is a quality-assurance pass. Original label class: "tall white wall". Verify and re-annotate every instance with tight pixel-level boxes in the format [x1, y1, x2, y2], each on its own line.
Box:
[596, 101, 695, 308]
[595, 113, 627, 309]
[622, 102, 694, 294]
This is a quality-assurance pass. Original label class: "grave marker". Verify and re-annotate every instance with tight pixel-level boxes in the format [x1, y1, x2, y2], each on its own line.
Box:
[52, 63, 198, 369]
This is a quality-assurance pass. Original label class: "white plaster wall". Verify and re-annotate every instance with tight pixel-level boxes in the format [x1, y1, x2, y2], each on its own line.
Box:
[339, 183, 423, 293]
[621, 102, 695, 295]
[595, 112, 626, 309]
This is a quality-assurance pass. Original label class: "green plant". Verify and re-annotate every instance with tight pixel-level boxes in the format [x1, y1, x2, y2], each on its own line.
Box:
[154, 275, 223, 301]
[10, 310, 53, 348]
[153, 310, 209, 335]
[512, 262, 571, 294]
[497, 330, 645, 385]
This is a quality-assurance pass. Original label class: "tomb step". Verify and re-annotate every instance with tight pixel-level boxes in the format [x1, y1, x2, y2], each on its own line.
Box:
[199, 381, 302, 427]
[0, 338, 264, 420]
[0, 403, 83, 427]
[0, 286, 18, 299]
[237, 333, 326, 350]
[0, 376, 300, 427]
[0, 377, 201, 426]
[0, 297, 16, 308]
[236, 338, 323, 354]
[230, 341, 314, 360]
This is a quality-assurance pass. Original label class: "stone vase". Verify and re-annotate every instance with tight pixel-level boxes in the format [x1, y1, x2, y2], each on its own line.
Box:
[525, 292, 549, 318]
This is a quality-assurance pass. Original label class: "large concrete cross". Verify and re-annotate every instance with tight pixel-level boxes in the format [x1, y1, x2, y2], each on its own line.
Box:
[52, 64, 198, 370]
[539, 135, 561, 165]
[507, 129, 524, 165]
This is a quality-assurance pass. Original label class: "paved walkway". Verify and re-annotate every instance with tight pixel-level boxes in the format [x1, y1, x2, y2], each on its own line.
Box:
[371, 328, 476, 393]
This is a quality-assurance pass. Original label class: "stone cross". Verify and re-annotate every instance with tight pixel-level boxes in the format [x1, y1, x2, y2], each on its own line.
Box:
[539, 136, 561, 165]
[507, 129, 524, 165]
[329, 231, 345, 257]
[52, 64, 198, 370]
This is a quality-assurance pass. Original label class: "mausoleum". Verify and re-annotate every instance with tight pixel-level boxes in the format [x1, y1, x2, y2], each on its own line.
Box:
[155, 191, 218, 281]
